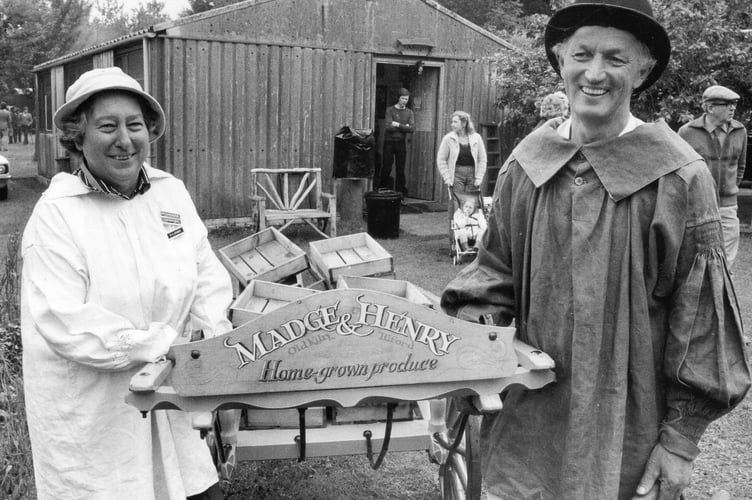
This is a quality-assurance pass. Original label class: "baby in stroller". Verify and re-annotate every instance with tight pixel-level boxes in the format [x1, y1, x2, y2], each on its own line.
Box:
[453, 197, 487, 251]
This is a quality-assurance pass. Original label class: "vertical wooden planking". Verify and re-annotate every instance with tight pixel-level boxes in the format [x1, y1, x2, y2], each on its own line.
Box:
[320, 50, 336, 183]
[221, 42, 236, 216]
[233, 43, 249, 217]
[278, 46, 292, 169]
[462, 61, 474, 118]
[299, 47, 315, 169]
[208, 40, 224, 216]
[310, 48, 326, 174]
[256, 45, 269, 171]
[267, 45, 281, 170]
[183, 40, 200, 203]
[290, 47, 304, 170]
[195, 40, 211, 214]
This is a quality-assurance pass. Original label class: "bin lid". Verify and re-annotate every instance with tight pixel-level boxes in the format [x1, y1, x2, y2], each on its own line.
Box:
[365, 189, 402, 200]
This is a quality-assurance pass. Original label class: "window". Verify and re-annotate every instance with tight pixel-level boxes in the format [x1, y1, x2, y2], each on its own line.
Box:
[115, 46, 144, 88]
[37, 71, 53, 132]
[64, 59, 94, 92]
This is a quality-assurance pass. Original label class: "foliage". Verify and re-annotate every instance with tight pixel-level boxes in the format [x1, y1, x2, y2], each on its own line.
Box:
[0, 0, 91, 90]
[639, 0, 752, 127]
[0, 227, 31, 499]
[72, 0, 172, 50]
[490, 13, 562, 133]
[182, 0, 245, 16]
[0, 228, 21, 328]
[0, 336, 34, 500]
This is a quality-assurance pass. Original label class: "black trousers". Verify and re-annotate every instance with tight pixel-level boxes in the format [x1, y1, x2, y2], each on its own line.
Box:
[380, 140, 407, 195]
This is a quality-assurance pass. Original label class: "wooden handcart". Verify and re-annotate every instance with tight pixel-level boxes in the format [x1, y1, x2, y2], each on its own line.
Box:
[127, 287, 555, 499]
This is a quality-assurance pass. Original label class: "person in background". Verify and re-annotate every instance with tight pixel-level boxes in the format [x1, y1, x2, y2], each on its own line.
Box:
[21, 67, 231, 500]
[441, 1, 751, 499]
[11, 106, 21, 144]
[535, 90, 569, 129]
[19, 106, 33, 145]
[0, 102, 11, 151]
[379, 87, 414, 196]
[678, 85, 747, 269]
[436, 110, 488, 196]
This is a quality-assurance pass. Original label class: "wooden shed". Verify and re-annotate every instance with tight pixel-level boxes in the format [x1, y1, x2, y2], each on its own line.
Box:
[33, 0, 511, 224]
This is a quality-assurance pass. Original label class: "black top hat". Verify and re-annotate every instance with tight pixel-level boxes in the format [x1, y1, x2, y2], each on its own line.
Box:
[544, 0, 670, 94]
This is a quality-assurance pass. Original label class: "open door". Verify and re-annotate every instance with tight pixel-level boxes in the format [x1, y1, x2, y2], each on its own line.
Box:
[375, 62, 439, 201]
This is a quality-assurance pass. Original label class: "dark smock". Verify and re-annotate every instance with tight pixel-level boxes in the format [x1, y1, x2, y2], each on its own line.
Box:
[441, 120, 751, 500]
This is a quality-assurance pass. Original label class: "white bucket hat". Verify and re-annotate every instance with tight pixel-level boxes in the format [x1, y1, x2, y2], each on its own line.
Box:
[53, 67, 166, 141]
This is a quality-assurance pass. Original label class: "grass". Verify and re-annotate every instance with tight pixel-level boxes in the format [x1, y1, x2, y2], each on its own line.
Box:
[0, 227, 34, 500]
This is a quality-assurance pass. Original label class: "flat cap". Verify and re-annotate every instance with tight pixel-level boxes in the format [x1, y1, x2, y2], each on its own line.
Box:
[702, 85, 740, 103]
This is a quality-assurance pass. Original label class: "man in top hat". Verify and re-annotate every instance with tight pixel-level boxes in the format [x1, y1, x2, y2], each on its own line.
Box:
[441, 1, 751, 499]
[678, 85, 748, 269]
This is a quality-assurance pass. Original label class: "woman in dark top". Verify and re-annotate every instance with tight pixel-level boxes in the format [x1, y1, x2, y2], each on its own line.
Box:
[436, 110, 488, 195]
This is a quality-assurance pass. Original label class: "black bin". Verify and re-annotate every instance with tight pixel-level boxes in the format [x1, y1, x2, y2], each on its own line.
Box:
[364, 189, 402, 239]
[333, 126, 376, 178]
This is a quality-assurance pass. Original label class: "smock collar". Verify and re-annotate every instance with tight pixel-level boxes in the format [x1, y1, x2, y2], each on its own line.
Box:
[513, 119, 702, 202]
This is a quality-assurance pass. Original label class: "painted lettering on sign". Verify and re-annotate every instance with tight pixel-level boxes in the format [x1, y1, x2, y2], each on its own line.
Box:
[259, 353, 440, 384]
[223, 294, 460, 368]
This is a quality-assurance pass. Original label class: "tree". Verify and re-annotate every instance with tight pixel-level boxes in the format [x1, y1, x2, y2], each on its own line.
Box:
[72, 0, 170, 50]
[0, 0, 91, 91]
[181, 0, 243, 16]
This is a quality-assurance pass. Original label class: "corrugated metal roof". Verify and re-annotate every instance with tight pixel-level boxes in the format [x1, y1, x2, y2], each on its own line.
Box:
[32, 29, 154, 71]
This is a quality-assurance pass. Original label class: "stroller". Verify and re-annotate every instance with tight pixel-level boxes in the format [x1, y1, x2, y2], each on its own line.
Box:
[448, 187, 489, 265]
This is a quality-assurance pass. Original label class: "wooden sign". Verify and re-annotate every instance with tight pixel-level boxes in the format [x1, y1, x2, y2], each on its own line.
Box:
[168, 289, 517, 399]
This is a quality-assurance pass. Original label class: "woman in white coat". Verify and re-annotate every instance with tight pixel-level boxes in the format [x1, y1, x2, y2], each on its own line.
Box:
[436, 110, 488, 195]
[21, 67, 232, 500]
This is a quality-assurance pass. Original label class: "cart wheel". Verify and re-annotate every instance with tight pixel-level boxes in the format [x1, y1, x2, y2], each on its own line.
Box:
[438, 399, 483, 500]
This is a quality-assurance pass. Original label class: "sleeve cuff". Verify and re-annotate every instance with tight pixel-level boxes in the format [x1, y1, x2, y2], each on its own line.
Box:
[659, 424, 701, 461]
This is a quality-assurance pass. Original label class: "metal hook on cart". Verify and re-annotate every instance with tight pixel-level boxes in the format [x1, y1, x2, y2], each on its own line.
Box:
[294, 407, 307, 462]
[432, 412, 469, 458]
[363, 402, 397, 470]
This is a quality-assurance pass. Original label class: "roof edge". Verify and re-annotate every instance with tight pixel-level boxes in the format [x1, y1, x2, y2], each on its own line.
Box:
[32, 30, 153, 72]
[419, 0, 516, 51]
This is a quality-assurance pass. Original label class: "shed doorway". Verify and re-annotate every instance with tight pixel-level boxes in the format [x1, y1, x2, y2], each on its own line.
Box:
[375, 61, 440, 201]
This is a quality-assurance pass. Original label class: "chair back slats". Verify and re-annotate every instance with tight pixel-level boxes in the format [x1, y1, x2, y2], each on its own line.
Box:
[290, 175, 316, 211]
[282, 174, 290, 208]
[288, 172, 311, 210]
[258, 173, 285, 210]
[249, 167, 335, 238]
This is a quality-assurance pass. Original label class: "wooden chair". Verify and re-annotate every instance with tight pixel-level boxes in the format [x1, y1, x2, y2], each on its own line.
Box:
[250, 167, 336, 238]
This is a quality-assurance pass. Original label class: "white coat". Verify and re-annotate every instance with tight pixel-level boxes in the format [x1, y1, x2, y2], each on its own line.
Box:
[21, 165, 233, 500]
[436, 131, 488, 187]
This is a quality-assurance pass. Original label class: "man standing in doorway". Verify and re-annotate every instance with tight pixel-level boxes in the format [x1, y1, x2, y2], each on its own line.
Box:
[380, 88, 414, 197]
[679, 85, 748, 269]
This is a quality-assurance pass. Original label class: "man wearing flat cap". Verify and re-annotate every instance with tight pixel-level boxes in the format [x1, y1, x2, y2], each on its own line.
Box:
[441, 1, 751, 499]
[679, 85, 748, 269]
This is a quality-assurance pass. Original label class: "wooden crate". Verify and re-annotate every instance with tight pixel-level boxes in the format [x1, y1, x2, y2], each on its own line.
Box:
[307, 232, 393, 287]
[230, 280, 320, 327]
[336, 275, 434, 308]
[294, 268, 328, 290]
[242, 407, 326, 429]
[218, 227, 307, 287]
[332, 402, 417, 424]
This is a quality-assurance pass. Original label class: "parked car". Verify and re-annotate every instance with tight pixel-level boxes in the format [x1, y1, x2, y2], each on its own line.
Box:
[0, 154, 10, 200]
